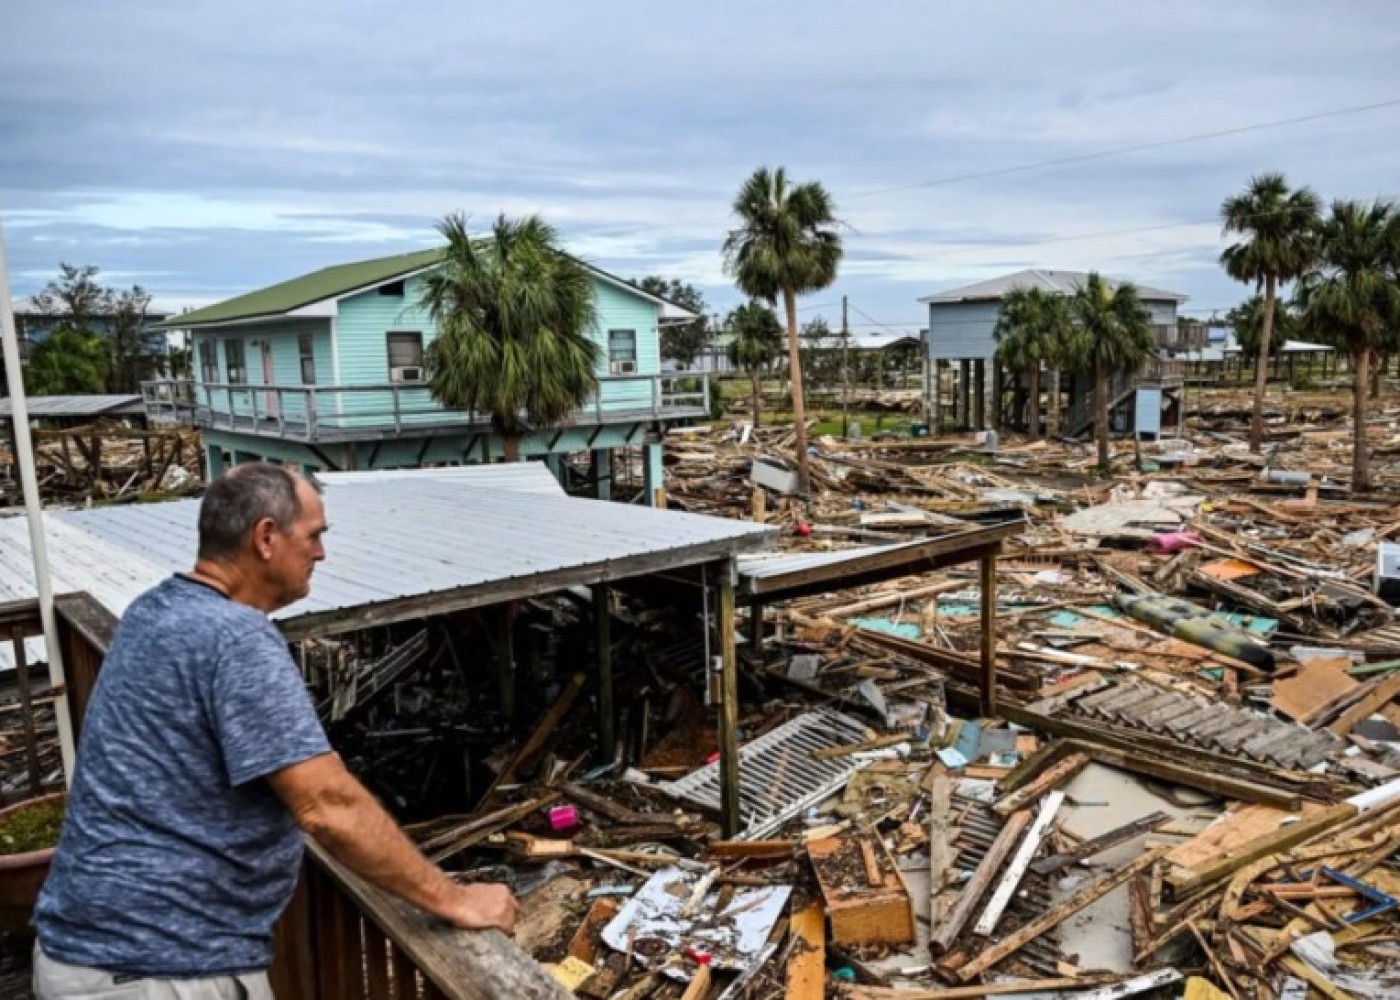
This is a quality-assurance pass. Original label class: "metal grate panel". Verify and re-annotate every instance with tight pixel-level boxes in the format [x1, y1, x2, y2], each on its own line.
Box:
[660, 709, 871, 839]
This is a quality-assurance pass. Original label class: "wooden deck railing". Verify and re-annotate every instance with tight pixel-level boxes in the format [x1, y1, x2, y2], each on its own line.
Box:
[52, 591, 568, 1000]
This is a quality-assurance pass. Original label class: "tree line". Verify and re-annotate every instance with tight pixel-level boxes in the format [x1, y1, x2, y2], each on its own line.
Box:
[21, 263, 185, 396]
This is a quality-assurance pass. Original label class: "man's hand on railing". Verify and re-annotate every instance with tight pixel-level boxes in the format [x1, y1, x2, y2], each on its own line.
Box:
[440, 882, 519, 935]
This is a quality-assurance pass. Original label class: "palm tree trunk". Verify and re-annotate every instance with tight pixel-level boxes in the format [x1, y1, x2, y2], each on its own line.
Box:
[751, 373, 762, 428]
[783, 289, 811, 493]
[1095, 360, 1109, 470]
[1354, 346, 1371, 492]
[1370, 349, 1383, 399]
[1049, 366, 1062, 438]
[503, 434, 522, 462]
[1249, 273, 1277, 453]
[1026, 365, 1041, 439]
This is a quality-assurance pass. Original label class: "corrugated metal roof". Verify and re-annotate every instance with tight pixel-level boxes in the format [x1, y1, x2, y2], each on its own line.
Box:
[0, 395, 144, 418]
[0, 475, 776, 641]
[314, 463, 565, 495]
[919, 269, 1187, 305]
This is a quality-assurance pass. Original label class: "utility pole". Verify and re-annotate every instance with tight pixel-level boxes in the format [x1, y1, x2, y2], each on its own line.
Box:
[841, 295, 850, 438]
[0, 206, 77, 784]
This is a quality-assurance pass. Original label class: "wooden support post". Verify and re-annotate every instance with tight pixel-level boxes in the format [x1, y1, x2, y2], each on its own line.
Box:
[979, 551, 998, 716]
[718, 570, 741, 838]
[496, 605, 515, 723]
[748, 603, 763, 666]
[10, 628, 41, 793]
[593, 584, 614, 765]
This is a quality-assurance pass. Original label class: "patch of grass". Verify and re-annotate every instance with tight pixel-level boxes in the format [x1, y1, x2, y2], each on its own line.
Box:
[0, 796, 64, 855]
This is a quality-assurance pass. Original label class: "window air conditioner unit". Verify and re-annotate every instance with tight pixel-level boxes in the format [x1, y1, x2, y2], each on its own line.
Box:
[391, 366, 423, 383]
[610, 359, 638, 375]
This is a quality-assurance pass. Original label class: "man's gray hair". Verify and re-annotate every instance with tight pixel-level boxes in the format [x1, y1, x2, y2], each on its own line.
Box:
[198, 463, 322, 561]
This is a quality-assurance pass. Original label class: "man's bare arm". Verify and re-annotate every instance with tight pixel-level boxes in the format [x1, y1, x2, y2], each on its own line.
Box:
[267, 752, 517, 933]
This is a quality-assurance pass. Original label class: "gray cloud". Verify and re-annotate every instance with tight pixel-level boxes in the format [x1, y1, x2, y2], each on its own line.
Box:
[3, 0, 1399, 325]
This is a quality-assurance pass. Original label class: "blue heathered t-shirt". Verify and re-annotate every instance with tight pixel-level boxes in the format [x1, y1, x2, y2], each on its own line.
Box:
[35, 575, 331, 976]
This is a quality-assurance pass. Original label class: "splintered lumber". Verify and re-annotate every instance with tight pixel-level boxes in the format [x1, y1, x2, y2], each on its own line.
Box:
[992, 752, 1089, 817]
[808, 833, 915, 947]
[973, 790, 1065, 936]
[423, 792, 560, 862]
[562, 782, 685, 828]
[1328, 670, 1400, 736]
[953, 846, 1169, 981]
[1279, 956, 1357, 1000]
[483, 672, 587, 802]
[1183, 976, 1233, 1000]
[1032, 811, 1169, 876]
[785, 903, 826, 1000]
[929, 809, 1031, 956]
[845, 975, 1124, 999]
[1065, 738, 1303, 811]
[1164, 802, 1358, 895]
[996, 706, 1304, 810]
[926, 773, 955, 924]
[679, 964, 711, 1000]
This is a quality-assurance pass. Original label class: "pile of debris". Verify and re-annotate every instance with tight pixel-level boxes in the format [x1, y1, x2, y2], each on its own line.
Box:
[0, 422, 201, 507]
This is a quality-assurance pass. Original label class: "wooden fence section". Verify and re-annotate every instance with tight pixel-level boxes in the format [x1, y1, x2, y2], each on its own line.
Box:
[52, 590, 567, 1000]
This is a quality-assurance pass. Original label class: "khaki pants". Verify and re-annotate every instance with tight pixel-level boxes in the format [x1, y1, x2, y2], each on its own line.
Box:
[33, 944, 274, 999]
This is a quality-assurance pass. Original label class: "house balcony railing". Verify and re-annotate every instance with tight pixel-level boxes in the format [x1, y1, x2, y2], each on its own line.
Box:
[140, 374, 711, 443]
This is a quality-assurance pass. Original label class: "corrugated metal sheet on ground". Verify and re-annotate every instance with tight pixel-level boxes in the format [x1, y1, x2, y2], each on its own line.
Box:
[659, 709, 870, 839]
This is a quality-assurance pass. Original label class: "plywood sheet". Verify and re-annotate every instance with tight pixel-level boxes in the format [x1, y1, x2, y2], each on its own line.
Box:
[1271, 658, 1358, 723]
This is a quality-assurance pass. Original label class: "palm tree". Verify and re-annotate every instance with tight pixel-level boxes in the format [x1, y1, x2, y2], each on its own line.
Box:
[993, 287, 1072, 438]
[1068, 273, 1156, 470]
[723, 167, 843, 493]
[1296, 199, 1400, 493]
[1220, 173, 1321, 453]
[420, 213, 600, 462]
[726, 301, 785, 427]
[1227, 293, 1297, 363]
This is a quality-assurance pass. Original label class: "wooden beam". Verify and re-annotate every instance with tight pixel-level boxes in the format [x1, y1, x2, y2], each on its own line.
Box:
[481, 672, 587, 807]
[995, 705, 1306, 810]
[1032, 811, 1169, 876]
[593, 585, 614, 763]
[953, 846, 1169, 981]
[929, 809, 1031, 956]
[10, 627, 41, 794]
[979, 552, 998, 715]
[926, 773, 955, 927]
[1164, 802, 1358, 895]
[785, 903, 825, 1000]
[717, 572, 741, 838]
[973, 790, 1065, 936]
[992, 752, 1089, 817]
[845, 976, 1125, 999]
[1329, 670, 1400, 736]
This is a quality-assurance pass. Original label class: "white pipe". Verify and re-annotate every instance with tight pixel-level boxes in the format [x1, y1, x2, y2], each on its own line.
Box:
[0, 208, 77, 784]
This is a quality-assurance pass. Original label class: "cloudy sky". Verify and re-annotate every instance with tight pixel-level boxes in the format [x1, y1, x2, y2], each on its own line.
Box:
[3, 1, 1399, 333]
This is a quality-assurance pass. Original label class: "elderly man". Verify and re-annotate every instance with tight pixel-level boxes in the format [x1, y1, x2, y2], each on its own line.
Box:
[33, 463, 516, 999]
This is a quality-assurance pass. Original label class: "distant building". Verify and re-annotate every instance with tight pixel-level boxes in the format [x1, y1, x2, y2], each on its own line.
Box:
[0, 297, 173, 398]
[918, 269, 1190, 438]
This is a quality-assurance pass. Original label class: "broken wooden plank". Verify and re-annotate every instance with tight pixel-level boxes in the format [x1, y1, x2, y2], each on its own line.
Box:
[926, 772, 955, 926]
[992, 752, 1089, 816]
[1328, 670, 1400, 736]
[928, 809, 1030, 956]
[953, 846, 1169, 981]
[1164, 802, 1358, 895]
[844, 975, 1127, 999]
[1031, 811, 1169, 876]
[785, 902, 825, 1000]
[972, 790, 1065, 936]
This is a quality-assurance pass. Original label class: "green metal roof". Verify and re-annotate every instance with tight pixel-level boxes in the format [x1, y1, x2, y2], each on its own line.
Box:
[157, 248, 446, 329]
